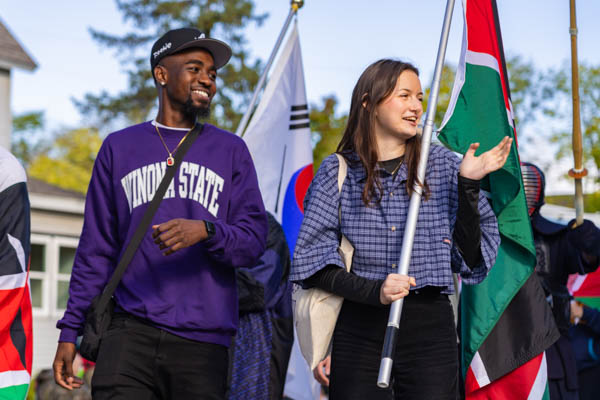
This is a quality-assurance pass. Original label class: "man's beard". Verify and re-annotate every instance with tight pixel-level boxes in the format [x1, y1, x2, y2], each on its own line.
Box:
[183, 96, 211, 119]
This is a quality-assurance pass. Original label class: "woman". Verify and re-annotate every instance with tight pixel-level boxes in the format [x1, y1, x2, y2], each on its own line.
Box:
[291, 59, 511, 399]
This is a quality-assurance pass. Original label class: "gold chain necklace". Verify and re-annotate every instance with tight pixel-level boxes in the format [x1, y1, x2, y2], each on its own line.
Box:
[154, 123, 194, 166]
[391, 158, 404, 175]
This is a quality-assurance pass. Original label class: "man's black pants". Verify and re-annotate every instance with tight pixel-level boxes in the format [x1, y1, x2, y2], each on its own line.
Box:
[91, 313, 228, 400]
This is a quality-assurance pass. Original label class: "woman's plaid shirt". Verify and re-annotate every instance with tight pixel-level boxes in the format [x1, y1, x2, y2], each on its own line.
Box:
[290, 145, 500, 294]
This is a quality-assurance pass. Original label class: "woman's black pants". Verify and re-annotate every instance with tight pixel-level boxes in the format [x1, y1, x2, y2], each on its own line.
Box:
[329, 288, 459, 400]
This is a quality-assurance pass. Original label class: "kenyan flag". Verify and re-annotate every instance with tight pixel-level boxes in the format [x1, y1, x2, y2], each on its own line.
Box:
[569, 269, 600, 310]
[0, 150, 33, 400]
[439, 0, 559, 398]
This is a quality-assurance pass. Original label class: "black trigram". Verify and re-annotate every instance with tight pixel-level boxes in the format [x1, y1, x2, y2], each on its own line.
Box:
[289, 104, 310, 130]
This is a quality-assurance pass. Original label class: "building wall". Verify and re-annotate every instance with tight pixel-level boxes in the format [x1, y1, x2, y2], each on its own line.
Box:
[0, 68, 10, 150]
[30, 205, 83, 373]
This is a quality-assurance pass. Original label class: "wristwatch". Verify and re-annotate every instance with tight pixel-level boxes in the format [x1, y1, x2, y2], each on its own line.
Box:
[204, 220, 216, 238]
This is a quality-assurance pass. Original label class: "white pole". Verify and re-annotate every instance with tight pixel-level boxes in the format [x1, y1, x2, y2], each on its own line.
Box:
[236, 0, 304, 137]
[377, 0, 457, 388]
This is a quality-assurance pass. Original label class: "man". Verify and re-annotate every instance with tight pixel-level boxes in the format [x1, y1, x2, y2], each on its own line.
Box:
[53, 28, 268, 399]
[522, 162, 600, 400]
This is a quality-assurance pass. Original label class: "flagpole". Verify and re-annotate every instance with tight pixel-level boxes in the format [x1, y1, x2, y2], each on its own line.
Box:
[567, 0, 587, 226]
[236, 0, 304, 137]
[377, 0, 457, 388]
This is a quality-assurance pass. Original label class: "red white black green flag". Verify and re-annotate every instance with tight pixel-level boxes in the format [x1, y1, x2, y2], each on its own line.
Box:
[439, 0, 559, 398]
[0, 148, 33, 400]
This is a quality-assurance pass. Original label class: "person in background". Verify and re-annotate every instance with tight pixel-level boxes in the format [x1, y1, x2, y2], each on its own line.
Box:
[228, 212, 294, 399]
[522, 161, 600, 400]
[569, 301, 600, 400]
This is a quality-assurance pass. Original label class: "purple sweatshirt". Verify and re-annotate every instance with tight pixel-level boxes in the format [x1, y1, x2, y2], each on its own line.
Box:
[57, 121, 268, 346]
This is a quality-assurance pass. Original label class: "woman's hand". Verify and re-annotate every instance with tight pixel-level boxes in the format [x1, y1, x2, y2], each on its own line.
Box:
[313, 355, 331, 386]
[459, 136, 513, 180]
[380, 274, 416, 305]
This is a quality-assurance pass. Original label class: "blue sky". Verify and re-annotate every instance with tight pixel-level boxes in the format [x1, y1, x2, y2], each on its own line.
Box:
[1, 0, 599, 194]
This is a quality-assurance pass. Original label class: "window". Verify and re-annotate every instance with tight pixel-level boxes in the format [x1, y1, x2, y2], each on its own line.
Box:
[30, 234, 79, 317]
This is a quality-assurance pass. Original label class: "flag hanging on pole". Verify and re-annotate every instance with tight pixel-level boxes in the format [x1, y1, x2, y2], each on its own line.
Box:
[0, 148, 33, 400]
[242, 23, 313, 254]
[439, 0, 559, 398]
[241, 23, 319, 400]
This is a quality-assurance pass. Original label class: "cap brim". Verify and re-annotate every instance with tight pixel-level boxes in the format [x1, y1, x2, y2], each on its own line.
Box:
[172, 38, 232, 69]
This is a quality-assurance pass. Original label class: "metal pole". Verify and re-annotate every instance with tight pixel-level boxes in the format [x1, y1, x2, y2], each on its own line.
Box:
[377, 0, 456, 388]
[567, 0, 587, 226]
[236, 0, 304, 137]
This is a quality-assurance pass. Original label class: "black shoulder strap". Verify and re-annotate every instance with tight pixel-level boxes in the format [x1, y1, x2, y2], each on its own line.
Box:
[96, 123, 204, 313]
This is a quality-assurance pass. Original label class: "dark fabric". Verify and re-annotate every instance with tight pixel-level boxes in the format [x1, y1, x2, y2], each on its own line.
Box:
[476, 272, 559, 382]
[533, 216, 600, 400]
[229, 213, 293, 399]
[533, 217, 600, 334]
[269, 313, 293, 400]
[569, 306, 600, 372]
[229, 311, 272, 399]
[236, 269, 265, 313]
[379, 156, 404, 176]
[577, 364, 600, 400]
[303, 264, 383, 307]
[328, 290, 458, 400]
[92, 313, 228, 400]
[453, 174, 482, 268]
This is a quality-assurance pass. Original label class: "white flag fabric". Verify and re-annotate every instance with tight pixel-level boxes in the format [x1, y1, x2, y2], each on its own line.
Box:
[242, 23, 313, 253]
[242, 22, 319, 400]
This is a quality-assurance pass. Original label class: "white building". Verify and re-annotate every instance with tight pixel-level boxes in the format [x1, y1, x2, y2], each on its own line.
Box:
[28, 178, 84, 372]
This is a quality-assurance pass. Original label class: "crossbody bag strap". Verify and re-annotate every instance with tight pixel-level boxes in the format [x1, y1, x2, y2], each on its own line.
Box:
[96, 123, 204, 313]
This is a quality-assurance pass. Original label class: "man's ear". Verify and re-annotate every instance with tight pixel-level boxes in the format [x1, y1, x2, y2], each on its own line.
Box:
[154, 65, 167, 86]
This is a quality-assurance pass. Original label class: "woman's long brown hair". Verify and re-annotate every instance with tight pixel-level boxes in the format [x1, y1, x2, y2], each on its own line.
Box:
[337, 59, 430, 206]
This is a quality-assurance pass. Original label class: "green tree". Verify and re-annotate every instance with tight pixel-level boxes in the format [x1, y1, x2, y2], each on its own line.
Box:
[310, 95, 348, 170]
[74, 0, 268, 132]
[28, 127, 102, 194]
[541, 62, 600, 182]
[423, 64, 456, 130]
[11, 111, 45, 166]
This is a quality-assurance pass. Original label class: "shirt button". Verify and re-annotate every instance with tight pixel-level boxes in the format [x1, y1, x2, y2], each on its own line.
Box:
[392, 263, 397, 268]
[390, 192, 394, 197]
[391, 226, 396, 231]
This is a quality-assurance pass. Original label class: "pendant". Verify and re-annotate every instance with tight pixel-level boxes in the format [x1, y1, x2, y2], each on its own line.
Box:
[167, 156, 175, 167]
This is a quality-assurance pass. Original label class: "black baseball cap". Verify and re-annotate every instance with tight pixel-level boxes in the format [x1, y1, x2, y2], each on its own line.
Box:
[150, 28, 232, 71]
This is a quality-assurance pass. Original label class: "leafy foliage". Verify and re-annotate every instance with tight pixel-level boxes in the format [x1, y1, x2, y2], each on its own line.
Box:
[74, 0, 268, 132]
[11, 111, 45, 166]
[28, 128, 102, 193]
[310, 95, 348, 171]
[541, 62, 600, 182]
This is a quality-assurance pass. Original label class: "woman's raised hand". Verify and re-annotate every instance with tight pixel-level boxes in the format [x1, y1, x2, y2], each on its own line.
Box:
[380, 274, 416, 305]
[459, 136, 513, 181]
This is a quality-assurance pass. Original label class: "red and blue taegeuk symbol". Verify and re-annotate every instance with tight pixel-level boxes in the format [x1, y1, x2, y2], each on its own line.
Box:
[282, 164, 313, 253]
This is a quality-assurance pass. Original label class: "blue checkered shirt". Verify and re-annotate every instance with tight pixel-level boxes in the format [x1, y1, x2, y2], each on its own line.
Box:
[290, 145, 500, 294]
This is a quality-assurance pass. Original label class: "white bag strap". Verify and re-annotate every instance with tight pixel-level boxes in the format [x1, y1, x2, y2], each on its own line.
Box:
[334, 154, 353, 273]
[335, 153, 347, 194]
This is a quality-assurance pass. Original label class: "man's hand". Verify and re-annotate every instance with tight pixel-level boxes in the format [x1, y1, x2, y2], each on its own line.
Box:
[152, 219, 208, 255]
[380, 274, 416, 305]
[53, 342, 83, 390]
[313, 355, 331, 386]
[459, 136, 512, 181]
